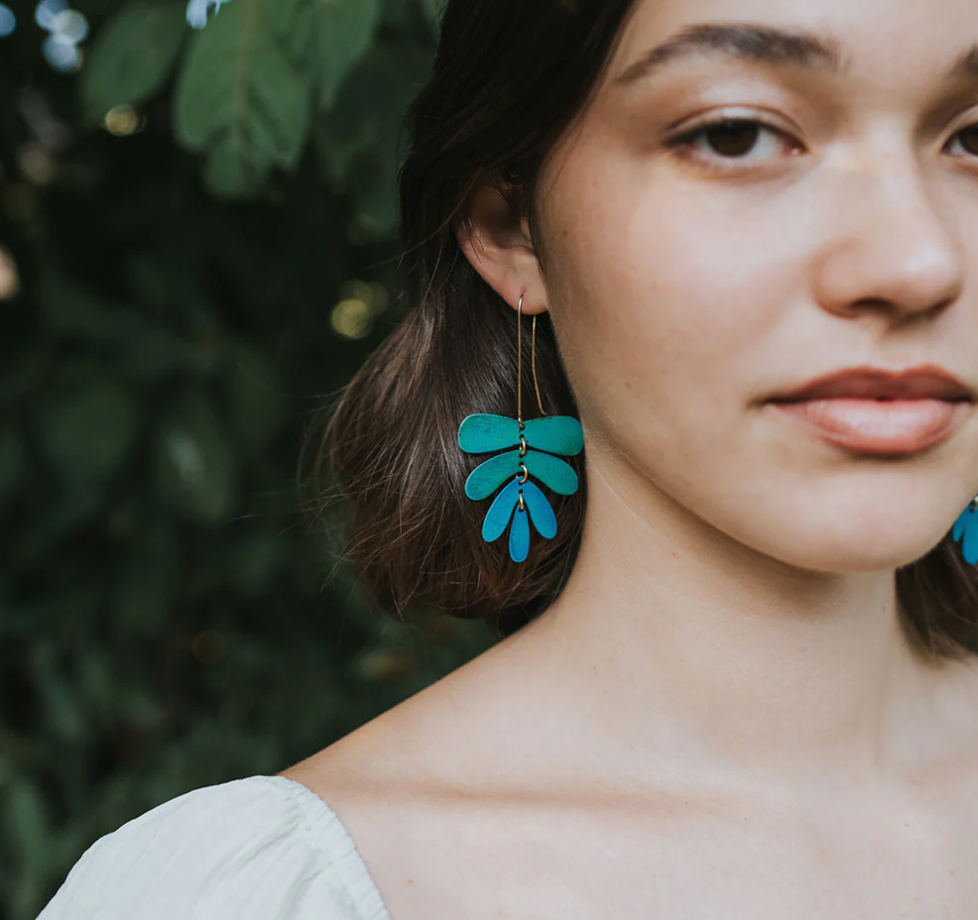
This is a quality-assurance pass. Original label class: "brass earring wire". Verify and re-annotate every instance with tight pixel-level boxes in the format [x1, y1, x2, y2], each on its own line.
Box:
[516, 294, 547, 428]
[515, 296, 547, 512]
[457, 294, 585, 563]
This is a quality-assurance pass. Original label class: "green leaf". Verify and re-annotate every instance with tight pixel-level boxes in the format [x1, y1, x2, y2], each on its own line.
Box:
[379, 0, 414, 28]
[37, 379, 140, 485]
[317, 32, 432, 233]
[354, 164, 400, 236]
[316, 44, 402, 180]
[4, 778, 51, 919]
[285, 0, 382, 111]
[154, 391, 238, 522]
[420, 0, 445, 28]
[32, 643, 87, 744]
[202, 133, 265, 198]
[174, 0, 313, 196]
[80, 0, 188, 126]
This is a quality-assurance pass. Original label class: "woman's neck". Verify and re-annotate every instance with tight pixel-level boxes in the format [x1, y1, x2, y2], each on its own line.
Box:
[518, 455, 973, 799]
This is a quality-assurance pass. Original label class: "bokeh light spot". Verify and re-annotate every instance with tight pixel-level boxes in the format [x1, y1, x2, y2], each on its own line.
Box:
[103, 104, 143, 137]
[331, 298, 373, 340]
[165, 432, 205, 486]
[0, 247, 20, 300]
[50, 8, 88, 42]
[18, 143, 56, 185]
[35, 0, 68, 30]
[0, 5, 16, 37]
[42, 33, 82, 72]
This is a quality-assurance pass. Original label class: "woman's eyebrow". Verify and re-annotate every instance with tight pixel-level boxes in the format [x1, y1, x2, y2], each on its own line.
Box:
[616, 22, 978, 87]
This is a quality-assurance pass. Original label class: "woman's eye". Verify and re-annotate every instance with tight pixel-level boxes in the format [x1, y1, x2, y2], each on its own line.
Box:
[665, 118, 799, 171]
[947, 122, 978, 158]
[665, 115, 978, 173]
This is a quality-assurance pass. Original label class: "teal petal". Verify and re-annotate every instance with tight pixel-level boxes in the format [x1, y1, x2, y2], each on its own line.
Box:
[523, 416, 584, 456]
[509, 504, 531, 562]
[458, 415, 520, 454]
[465, 449, 522, 500]
[482, 477, 522, 543]
[459, 413, 585, 456]
[521, 480, 557, 539]
[524, 450, 578, 496]
[964, 513, 978, 565]
[953, 506, 973, 542]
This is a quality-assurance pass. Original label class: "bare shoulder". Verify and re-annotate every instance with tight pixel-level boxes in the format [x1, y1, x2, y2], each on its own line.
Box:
[276, 614, 630, 918]
[284, 618, 535, 789]
[279, 621, 563, 916]
[283, 611, 569, 798]
[280, 713, 454, 916]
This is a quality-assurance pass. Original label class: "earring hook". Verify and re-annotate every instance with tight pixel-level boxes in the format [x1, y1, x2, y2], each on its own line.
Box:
[531, 309, 547, 420]
[517, 294, 547, 428]
[517, 295, 523, 427]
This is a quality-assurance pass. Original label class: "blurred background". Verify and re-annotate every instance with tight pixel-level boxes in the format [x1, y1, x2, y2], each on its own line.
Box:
[0, 0, 497, 915]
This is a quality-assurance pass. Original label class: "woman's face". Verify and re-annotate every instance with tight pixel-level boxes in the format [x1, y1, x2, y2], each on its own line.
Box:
[535, 0, 978, 573]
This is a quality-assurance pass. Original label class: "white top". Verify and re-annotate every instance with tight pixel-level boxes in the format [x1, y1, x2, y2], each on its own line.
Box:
[36, 775, 392, 920]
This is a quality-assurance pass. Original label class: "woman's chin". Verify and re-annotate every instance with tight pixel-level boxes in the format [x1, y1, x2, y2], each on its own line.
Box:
[759, 535, 956, 576]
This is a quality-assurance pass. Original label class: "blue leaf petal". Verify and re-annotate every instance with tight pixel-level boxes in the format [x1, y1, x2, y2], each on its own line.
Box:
[964, 512, 978, 565]
[482, 477, 522, 543]
[523, 416, 584, 456]
[509, 504, 531, 562]
[524, 450, 578, 496]
[465, 449, 522, 500]
[953, 506, 972, 542]
[458, 414, 521, 454]
[521, 480, 557, 539]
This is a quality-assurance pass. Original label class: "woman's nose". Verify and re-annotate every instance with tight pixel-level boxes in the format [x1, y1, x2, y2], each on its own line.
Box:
[811, 147, 966, 325]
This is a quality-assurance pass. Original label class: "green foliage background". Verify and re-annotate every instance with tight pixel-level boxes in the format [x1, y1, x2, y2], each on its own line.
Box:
[0, 1, 496, 916]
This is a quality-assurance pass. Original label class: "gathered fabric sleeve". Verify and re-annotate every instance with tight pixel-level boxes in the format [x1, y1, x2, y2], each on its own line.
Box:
[36, 775, 391, 920]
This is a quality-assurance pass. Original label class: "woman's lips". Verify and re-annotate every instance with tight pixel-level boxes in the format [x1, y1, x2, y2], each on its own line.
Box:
[766, 398, 971, 454]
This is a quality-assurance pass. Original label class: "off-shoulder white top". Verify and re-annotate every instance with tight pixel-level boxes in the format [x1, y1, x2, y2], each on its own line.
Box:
[36, 775, 392, 920]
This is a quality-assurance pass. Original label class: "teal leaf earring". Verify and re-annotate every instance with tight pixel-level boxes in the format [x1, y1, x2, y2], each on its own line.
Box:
[952, 493, 978, 564]
[457, 295, 584, 563]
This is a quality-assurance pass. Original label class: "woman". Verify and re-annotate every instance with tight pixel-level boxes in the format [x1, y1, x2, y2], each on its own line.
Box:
[38, 0, 978, 916]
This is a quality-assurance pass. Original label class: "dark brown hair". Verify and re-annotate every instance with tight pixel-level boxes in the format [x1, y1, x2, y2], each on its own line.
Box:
[314, 0, 978, 659]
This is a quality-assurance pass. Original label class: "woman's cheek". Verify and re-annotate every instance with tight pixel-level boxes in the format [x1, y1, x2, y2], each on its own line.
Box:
[550, 209, 742, 417]
[542, 140, 804, 467]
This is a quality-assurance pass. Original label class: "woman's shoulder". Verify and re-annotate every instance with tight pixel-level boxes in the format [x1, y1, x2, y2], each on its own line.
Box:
[37, 774, 391, 920]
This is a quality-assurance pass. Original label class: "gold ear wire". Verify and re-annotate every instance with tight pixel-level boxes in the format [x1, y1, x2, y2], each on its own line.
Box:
[517, 295, 547, 428]
[531, 313, 547, 418]
[517, 295, 524, 427]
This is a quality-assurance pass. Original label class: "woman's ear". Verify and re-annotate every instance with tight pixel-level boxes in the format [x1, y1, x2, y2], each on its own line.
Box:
[454, 180, 549, 315]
